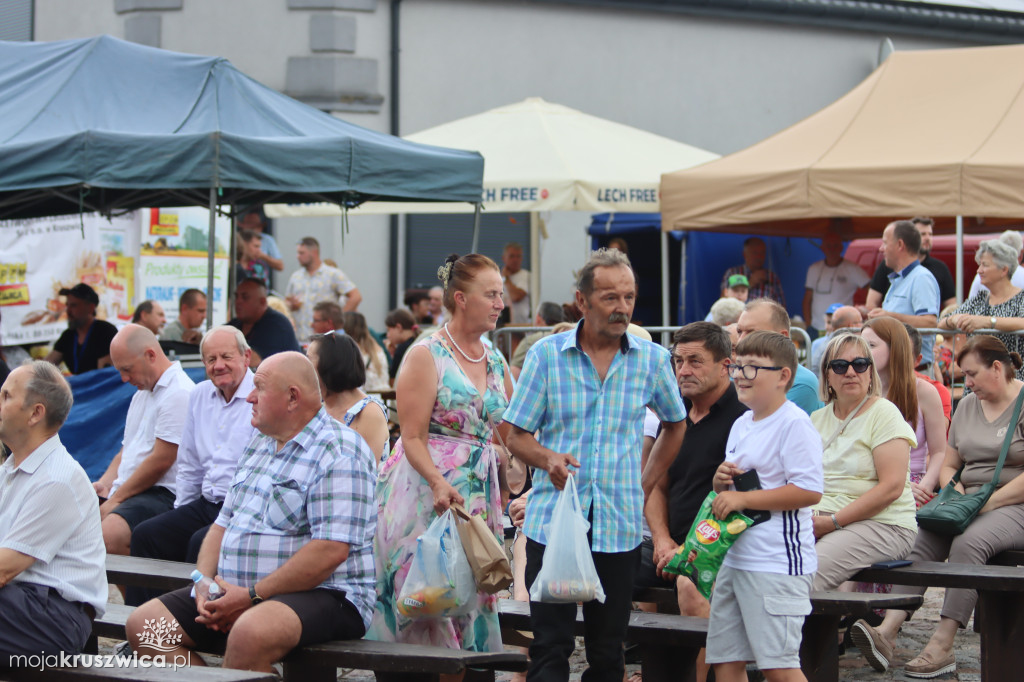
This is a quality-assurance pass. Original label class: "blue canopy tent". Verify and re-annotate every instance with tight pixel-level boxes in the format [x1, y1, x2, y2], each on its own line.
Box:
[0, 35, 484, 474]
[0, 35, 485, 325]
[589, 213, 824, 325]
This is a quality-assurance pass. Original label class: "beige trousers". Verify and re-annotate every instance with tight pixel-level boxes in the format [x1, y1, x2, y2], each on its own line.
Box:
[813, 519, 917, 591]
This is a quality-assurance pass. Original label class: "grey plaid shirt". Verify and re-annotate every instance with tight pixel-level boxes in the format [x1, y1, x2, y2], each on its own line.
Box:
[215, 407, 377, 627]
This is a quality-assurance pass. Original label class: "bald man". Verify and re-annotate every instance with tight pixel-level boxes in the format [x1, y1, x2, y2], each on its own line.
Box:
[92, 324, 195, 557]
[126, 352, 377, 673]
[810, 305, 863, 379]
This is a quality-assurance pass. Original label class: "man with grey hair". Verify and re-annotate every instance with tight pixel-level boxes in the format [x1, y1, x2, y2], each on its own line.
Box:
[92, 325, 195, 558]
[504, 248, 687, 682]
[0, 362, 107, 657]
[501, 241, 531, 325]
[709, 297, 745, 327]
[126, 326, 257, 606]
[968, 230, 1024, 299]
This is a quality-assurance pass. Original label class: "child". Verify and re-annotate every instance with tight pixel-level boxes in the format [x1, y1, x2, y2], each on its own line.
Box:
[706, 330, 824, 682]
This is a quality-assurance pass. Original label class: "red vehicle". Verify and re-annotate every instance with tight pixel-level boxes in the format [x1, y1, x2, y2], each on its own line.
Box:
[844, 233, 1001, 305]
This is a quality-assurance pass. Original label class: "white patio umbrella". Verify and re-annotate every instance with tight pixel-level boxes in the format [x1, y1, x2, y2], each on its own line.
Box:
[267, 97, 719, 323]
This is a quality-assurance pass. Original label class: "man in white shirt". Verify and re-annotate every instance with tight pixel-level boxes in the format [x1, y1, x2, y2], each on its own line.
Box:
[92, 325, 194, 557]
[126, 326, 257, 606]
[803, 231, 870, 336]
[0, 362, 107, 657]
[285, 237, 362, 341]
[501, 242, 531, 325]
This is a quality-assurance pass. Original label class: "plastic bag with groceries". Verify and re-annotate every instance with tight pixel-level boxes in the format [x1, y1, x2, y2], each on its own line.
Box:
[529, 474, 606, 604]
[663, 491, 753, 599]
[397, 509, 476, 619]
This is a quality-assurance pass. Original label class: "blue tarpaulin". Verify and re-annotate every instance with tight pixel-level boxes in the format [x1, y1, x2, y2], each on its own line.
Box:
[60, 366, 208, 481]
[0, 35, 484, 218]
[588, 213, 824, 324]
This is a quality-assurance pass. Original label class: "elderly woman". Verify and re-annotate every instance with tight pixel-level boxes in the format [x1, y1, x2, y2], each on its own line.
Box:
[852, 336, 1024, 678]
[307, 332, 389, 463]
[369, 253, 513, 654]
[809, 332, 918, 592]
[939, 238, 1024, 380]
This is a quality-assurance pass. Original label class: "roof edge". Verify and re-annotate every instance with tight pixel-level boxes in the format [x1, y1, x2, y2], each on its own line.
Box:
[522, 0, 1024, 44]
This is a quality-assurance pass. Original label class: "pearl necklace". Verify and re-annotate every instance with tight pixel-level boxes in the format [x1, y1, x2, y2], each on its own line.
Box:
[444, 323, 487, 363]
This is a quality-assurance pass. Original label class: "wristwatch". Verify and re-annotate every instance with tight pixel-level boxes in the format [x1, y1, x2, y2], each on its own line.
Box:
[249, 585, 264, 606]
[991, 316, 998, 329]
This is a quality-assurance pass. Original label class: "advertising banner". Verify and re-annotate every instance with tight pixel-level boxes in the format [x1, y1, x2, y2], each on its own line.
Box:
[0, 213, 138, 345]
[138, 207, 231, 327]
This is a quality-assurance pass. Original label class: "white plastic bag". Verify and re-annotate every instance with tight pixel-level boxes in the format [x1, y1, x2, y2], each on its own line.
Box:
[397, 509, 476, 618]
[529, 475, 606, 603]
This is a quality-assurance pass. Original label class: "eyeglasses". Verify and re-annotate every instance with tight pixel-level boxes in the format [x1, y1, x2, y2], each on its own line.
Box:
[728, 364, 784, 380]
[828, 357, 873, 375]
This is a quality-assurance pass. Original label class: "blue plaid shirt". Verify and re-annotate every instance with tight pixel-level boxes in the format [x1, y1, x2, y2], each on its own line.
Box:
[215, 407, 378, 627]
[503, 321, 686, 553]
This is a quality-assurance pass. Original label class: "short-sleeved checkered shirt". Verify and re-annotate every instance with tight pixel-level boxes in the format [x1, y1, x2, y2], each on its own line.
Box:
[503, 320, 686, 553]
[214, 407, 377, 627]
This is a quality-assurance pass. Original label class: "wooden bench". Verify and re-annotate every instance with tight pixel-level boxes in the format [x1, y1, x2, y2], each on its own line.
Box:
[498, 598, 708, 682]
[104, 555, 193, 592]
[619, 588, 920, 682]
[92, 603, 526, 682]
[855, 559, 1024, 681]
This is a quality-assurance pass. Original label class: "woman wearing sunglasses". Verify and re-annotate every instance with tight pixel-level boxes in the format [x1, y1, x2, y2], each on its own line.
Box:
[807, 332, 918, 594]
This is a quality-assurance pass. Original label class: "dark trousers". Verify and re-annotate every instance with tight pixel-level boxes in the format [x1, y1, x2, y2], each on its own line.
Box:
[525, 537, 641, 682]
[125, 496, 222, 606]
[0, 582, 92, 659]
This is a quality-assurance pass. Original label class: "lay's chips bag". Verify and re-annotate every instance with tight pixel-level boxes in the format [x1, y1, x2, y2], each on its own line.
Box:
[663, 491, 753, 599]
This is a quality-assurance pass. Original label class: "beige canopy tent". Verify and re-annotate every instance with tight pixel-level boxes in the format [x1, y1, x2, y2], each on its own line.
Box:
[661, 43, 1024, 241]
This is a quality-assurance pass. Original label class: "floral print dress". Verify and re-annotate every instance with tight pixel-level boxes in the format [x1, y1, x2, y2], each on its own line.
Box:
[367, 334, 507, 652]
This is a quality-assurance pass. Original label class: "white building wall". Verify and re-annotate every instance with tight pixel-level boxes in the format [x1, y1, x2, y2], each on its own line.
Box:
[33, 0, 981, 324]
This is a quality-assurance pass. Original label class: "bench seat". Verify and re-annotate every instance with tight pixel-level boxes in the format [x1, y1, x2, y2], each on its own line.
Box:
[1, 663, 276, 681]
[91, 603, 526, 682]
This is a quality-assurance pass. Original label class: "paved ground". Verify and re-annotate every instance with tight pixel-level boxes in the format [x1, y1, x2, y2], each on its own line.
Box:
[94, 584, 976, 680]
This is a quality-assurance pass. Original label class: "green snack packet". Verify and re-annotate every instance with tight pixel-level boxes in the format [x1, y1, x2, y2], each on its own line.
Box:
[663, 491, 754, 599]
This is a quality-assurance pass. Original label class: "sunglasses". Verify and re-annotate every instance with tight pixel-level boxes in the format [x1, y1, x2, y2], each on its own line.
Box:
[828, 357, 873, 375]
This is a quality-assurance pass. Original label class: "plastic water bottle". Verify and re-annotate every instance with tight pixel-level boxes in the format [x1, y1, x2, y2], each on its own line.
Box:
[190, 569, 222, 601]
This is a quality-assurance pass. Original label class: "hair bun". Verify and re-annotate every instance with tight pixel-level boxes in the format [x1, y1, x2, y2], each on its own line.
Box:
[1011, 352, 1023, 371]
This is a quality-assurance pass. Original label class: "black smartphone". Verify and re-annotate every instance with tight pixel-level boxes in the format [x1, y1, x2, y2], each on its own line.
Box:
[732, 469, 770, 527]
[870, 559, 913, 569]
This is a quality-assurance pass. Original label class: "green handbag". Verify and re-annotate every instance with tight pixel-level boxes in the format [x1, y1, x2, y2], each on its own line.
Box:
[916, 387, 1024, 536]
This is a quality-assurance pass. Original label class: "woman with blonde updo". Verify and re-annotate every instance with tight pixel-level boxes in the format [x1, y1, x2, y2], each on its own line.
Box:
[369, 253, 513, 654]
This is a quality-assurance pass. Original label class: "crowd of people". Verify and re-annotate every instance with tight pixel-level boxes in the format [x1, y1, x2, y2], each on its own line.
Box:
[2, 214, 1024, 682]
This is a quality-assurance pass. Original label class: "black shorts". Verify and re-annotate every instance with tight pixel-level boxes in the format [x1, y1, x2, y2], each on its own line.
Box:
[157, 585, 365, 654]
[111, 486, 175, 531]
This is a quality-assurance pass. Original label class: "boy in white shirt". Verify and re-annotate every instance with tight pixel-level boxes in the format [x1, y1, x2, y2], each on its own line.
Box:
[706, 330, 824, 682]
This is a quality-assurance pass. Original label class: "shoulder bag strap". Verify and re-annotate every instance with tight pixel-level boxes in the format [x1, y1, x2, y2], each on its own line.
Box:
[987, 386, 1024, 486]
[822, 394, 870, 452]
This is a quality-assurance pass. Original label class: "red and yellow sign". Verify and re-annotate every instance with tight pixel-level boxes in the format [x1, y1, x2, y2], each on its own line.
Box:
[0, 262, 29, 306]
[148, 208, 180, 237]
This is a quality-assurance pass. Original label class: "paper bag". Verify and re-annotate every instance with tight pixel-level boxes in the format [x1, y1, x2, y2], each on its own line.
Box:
[451, 502, 513, 594]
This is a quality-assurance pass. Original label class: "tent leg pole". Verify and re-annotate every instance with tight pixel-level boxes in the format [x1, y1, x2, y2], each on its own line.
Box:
[471, 203, 481, 253]
[206, 187, 217, 330]
[660, 230, 669, 333]
[956, 215, 964, 305]
[530, 212, 541, 313]
[679, 235, 687, 335]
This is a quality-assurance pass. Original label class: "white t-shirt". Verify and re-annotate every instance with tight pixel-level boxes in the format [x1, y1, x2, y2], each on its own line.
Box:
[968, 266, 1024, 300]
[721, 401, 824, 576]
[111, 362, 194, 496]
[503, 268, 531, 325]
[805, 259, 870, 328]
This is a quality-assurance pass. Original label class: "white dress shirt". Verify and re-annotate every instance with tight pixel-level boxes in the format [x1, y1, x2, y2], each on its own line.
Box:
[111, 361, 194, 496]
[0, 435, 108, 616]
[175, 370, 258, 507]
